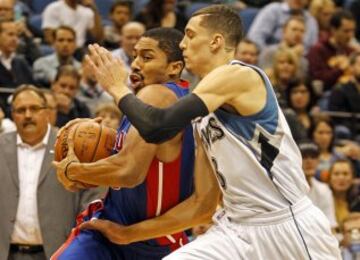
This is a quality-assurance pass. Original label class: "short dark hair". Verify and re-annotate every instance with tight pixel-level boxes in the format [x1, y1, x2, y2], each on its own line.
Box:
[239, 38, 259, 54]
[192, 4, 243, 49]
[53, 25, 76, 40]
[54, 65, 80, 83]
[299, 141, 320, 157]
[283, 16, 305, 29]
[142, 27, 184, 63]
[330, 10, 354, 29]
[12, 85, 47, 107]
[110, 0, 132, 14]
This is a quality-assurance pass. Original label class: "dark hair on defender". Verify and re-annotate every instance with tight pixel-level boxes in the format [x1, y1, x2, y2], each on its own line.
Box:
[142, 27, 184, 63]
[192, 4, 243, 49]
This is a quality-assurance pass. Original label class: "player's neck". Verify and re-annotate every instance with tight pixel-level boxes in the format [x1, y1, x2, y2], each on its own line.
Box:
[199, 54, 234, 79]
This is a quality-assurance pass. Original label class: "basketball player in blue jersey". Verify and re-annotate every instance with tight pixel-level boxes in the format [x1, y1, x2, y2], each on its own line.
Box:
[51, 28, 220, 260]
[84, 4, 342, 260]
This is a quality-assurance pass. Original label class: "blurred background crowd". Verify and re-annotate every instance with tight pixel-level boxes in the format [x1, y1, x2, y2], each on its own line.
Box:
[1, 0, 360, 259]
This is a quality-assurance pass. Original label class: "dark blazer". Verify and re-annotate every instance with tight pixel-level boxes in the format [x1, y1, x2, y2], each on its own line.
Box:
[0, 127, 103, 259]
[0, 55, 33, 88]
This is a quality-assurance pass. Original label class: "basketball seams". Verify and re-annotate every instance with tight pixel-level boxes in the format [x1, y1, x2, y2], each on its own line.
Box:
[90, 123, 103, 162]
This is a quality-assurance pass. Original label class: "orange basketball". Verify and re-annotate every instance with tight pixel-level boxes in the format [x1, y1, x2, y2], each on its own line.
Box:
[55, 121, 117, 162]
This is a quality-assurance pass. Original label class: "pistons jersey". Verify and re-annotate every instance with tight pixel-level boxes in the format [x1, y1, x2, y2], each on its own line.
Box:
[101, 81, 195, 251]
[195, 61, 309, 222]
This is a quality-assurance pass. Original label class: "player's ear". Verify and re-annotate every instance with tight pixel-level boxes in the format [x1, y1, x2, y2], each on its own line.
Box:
[210, 33, 224, 52]
[167, 60, 184, 78]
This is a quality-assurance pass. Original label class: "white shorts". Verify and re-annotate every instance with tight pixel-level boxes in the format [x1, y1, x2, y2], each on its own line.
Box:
[164, 197, 341, 260]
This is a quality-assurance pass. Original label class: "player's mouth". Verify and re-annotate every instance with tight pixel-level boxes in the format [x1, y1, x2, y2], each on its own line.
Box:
[129, 72, 144, 90]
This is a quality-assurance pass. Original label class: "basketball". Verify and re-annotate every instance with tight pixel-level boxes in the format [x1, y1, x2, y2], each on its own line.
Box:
[55, 121, 117, 162]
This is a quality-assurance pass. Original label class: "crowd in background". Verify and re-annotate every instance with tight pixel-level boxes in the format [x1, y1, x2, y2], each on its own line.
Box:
[0, 0, 360, 258]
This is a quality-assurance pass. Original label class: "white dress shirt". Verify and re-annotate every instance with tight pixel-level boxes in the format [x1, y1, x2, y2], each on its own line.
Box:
[0, 50, 15, 71]
[11, 125, 51, 245]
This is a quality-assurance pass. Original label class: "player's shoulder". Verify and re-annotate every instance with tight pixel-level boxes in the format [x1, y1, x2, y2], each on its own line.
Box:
[136, 84, 178, 108]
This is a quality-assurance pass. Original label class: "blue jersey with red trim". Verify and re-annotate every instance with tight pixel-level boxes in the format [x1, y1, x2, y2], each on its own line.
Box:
[100, 81, 195, 249]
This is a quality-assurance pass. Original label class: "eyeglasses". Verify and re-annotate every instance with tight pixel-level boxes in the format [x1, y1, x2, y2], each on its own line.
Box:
[12, 105, 47, 115]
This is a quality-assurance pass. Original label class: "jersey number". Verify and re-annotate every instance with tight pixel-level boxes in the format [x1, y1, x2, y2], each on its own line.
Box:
[258, 133, 279, 179]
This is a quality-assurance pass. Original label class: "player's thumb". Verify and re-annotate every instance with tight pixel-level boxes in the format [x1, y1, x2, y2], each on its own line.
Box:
[52, 161, 59, 168]
[79, 219, 104, 231]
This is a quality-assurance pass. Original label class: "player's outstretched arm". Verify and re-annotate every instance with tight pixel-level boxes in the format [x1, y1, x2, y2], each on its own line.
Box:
[57, 85, 181, 188]
[79, 132, 221, 244]
[87, 44, 257, 144]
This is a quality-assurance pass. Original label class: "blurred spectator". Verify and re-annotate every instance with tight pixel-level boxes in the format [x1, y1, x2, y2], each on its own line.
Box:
[78, 57, 113, 115]
[310, 116, 343, 181]
[329, 52, 360, 137]
[329, 159, 360, 228]
[42, 88, 58, 127]
[299, 141, 337, 230]
[0, 85, 101, 259]
[259, 16, 308, 77]
[235, 38, 259, 65]
[42, 0, 103, 48]
[307, 10, 356, 91]
[95, 103, 122, 130]
[349, 0, 360, 41]
[135, 0, 187, 32]
[285, 77, 315, 133]
[0, 105, 15, 134]
[0, 0, 41, 65]
[266, 49, 299, 108]
[51, 65, 90, 127]
[104, 0, 132, 50]
[33, 26, 81, 88]
[247, 0, 318, 51]
[309, 0, 336, 42]
[112, 21, 145, 73]
[0, 19, 33, 111]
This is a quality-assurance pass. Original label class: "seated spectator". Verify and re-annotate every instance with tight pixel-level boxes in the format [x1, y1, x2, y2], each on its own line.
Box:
[42, 89, 58, 127]
[0, 19, 33, 111]
[308, 10, 356, 91]
[51, 65, 90, 127]
[78, 57, 113, 115]
[299, 141, 337, 230]
[309, 0, 336, 42]
[33, 26, 81, 88]
[259, 16, 308, 77]
[247, 0, 318, 51]
[112, 22, 145, 73]
[0, 106, 15, 134]
[266, 49, 299, 108]
[104, 0, 132, 50]
[0, 85, 102, 259]
[0, 0, 41, 65]
[95, 103, 122, 130]
[135, 0, 187, 32]
[285, 77, 315, 133]
[235, 38, 259, 65]
[329, 159, 360, 230]
[42, 0, 103, 48]
[329, 52, 360, 138]
[310, 116, 343, 181]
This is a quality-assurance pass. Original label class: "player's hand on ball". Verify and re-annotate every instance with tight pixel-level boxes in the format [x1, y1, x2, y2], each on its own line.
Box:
[86, 44, 130, 103]
[53, 127, 86, 192]
[79, 219, 132, 245]
[56, 117, 102, 139]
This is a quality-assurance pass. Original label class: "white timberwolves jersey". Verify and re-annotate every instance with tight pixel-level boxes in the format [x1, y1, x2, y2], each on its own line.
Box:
[195, 60, 309, 221]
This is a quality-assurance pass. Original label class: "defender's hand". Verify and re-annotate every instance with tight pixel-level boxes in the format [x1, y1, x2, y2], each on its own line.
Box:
[86, 44, 131, 104]
[79, 219, 133, 245]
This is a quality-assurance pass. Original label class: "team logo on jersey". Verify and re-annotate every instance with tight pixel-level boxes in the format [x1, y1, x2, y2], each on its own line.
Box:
[211, 157, 227, 189]
[200, 117, 225, 150]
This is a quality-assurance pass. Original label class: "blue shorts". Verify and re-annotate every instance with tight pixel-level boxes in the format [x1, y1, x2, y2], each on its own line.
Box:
[52, 229, 172, 260]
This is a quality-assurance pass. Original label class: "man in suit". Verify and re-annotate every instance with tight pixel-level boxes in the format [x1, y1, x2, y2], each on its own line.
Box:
[0, 85, 102, 260]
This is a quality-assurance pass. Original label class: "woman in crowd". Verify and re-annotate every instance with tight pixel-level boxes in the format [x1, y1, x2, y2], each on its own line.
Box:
[309, 0, 336, 41]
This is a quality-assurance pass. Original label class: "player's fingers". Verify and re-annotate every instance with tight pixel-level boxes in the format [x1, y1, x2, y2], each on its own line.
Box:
[99, 47, 112, 65]
[79, 219, 105, 231]
[88, 44, 104, 67]
[52, 161, 59, 168]
[93, 117, 103, 123]
[66, 127, 77, 157]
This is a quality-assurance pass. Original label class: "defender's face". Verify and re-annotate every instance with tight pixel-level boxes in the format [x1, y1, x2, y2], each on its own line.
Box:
[130, 37, 172, 91]
[180, 15, 213, 76]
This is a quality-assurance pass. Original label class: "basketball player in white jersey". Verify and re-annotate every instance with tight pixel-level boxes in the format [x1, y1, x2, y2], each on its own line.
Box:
[84, 4, 341, 259]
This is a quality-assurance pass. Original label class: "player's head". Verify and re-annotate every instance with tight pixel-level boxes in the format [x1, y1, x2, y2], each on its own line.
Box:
[130, 27, 184, 92]
[180, 4, 243, 77]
